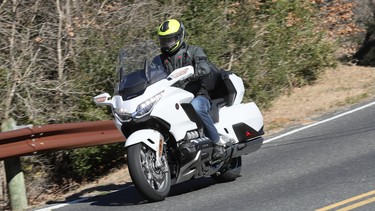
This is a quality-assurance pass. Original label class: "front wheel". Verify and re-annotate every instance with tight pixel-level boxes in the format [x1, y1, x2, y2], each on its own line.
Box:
[211, 156, 242, 183]
[127, 143, 171, 201]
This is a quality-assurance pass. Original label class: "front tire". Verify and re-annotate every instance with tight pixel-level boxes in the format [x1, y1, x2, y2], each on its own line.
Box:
[211, 156, 242, 183]
[127, 143, 171, 201]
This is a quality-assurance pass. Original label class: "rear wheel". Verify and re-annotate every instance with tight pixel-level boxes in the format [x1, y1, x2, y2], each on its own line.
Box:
[211, 156, 242, 182]
[127, 143, 171, 201]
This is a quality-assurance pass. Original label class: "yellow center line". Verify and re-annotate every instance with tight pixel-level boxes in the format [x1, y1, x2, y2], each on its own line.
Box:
[316, 190, 375, 211]
[336, 197, 375, 211]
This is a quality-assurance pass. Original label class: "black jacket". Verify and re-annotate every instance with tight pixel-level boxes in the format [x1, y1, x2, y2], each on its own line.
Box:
[160, 43, 212, 99]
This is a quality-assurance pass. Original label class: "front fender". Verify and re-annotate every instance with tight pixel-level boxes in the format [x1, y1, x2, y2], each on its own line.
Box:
[125, 129, 164, 157]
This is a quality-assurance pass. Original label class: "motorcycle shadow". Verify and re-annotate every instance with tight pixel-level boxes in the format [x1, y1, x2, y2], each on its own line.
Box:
[169, 177, 216, 197]
[70, 177, 216, 207]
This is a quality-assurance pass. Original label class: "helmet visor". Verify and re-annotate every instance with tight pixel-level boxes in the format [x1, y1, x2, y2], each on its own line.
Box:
[159, 35, 179, 49]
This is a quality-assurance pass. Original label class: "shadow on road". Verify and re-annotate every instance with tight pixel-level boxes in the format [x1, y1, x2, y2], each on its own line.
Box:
[47, 177, 216, 207]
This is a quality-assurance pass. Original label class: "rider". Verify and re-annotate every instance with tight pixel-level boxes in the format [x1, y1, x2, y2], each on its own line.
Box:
[157, 19, 226, 159]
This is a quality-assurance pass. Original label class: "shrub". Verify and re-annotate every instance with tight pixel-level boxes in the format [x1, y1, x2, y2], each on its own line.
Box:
[49, 144, 126, 183]
[182, 0, 336, 107]
[233, 0, 336, 107]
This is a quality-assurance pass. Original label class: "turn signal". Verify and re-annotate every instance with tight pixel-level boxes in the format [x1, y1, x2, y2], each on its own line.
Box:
[94, 96, 107, 103]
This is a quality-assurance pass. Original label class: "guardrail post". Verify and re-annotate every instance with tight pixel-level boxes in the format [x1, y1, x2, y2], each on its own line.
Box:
[1, 118, 28, 211]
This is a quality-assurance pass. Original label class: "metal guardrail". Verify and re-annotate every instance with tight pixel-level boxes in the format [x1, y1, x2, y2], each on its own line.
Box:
[0, 120, 124, 160]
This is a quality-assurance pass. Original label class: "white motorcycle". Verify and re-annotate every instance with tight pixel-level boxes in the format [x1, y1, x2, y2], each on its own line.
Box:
[94, 47, 264, 201]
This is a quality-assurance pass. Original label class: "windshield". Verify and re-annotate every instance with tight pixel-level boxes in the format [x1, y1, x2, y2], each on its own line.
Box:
[116, 40, 168, 100]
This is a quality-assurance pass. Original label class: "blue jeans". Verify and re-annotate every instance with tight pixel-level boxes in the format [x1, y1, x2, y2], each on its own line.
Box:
[191, 95, 220, 143]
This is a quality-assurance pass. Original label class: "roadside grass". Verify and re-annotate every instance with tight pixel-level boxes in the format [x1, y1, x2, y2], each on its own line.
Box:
[264, 64, 375, 136]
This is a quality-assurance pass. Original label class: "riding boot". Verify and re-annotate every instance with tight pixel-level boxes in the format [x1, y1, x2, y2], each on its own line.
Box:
[212, 138, 226, 160]
[212, 145, 225, 160]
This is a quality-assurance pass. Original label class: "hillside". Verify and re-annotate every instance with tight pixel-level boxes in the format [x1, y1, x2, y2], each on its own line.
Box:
[26, 64, 375, 207]
[264, 64, 375, 135]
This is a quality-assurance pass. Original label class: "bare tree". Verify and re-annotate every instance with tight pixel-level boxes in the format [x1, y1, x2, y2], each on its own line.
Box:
[0, 0, 83, 124]
[0, 0, 187, 203]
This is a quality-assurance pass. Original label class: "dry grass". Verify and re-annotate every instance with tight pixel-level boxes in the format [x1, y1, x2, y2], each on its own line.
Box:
[264, 64, 375, 135]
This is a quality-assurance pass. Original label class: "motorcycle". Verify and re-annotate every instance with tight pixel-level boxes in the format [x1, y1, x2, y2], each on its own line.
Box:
[94, 45, 264, 201]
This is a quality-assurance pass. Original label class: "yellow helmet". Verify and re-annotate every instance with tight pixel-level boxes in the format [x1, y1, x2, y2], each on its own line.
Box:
[157, 19, 185, 54]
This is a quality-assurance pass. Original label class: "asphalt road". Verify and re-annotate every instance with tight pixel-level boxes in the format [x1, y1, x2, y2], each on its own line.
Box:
[34, 101, 375, 211]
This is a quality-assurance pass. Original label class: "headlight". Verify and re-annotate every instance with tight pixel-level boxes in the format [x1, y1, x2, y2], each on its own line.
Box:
[113, 91, 164, 122]
[114, 108, 132, 122]
[133, 91, 164, 118]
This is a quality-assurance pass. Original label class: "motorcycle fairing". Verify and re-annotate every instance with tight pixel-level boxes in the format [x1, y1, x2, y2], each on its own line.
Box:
[111, 66, 194, 120]
[151, 87, 198, 141]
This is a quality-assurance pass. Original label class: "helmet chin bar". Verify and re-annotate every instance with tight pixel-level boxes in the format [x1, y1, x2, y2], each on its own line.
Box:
[161, 42, 182, 55]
